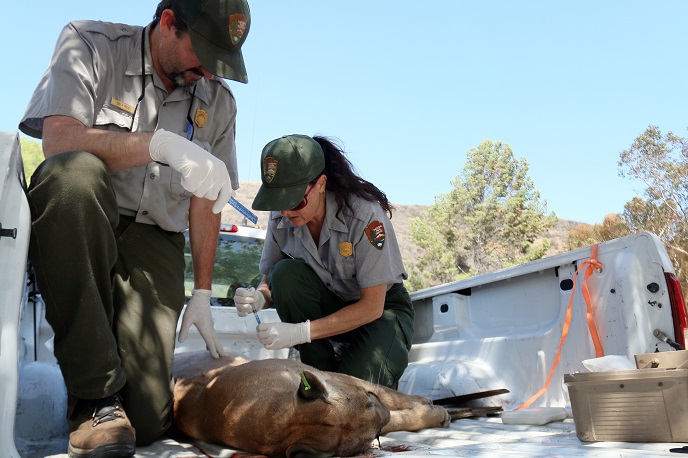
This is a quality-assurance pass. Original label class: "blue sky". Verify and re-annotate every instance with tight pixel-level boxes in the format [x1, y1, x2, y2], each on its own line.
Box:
[4, 1, 687, 224]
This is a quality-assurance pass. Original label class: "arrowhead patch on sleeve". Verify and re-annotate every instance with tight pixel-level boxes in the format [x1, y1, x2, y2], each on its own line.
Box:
[365, 221, 386, 250]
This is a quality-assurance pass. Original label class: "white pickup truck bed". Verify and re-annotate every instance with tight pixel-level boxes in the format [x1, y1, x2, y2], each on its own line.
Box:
[14, 302, 688, 458]
[21, 416, 686, 457]
[11, 233, 688, 457]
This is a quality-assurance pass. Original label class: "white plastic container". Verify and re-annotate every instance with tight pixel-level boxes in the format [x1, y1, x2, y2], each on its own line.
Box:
[501, 407, 569, 425]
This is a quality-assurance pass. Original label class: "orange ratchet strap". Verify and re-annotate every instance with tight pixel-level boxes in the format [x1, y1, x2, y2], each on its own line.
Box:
[516, 244, 604, 410]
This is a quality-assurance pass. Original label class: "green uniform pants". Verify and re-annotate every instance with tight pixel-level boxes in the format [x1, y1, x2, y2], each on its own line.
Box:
[26, 151, 185, 445]
[268, 259, 414, 387]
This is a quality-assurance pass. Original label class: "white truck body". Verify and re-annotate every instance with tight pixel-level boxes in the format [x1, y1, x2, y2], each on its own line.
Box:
[2, 131, 687, 457]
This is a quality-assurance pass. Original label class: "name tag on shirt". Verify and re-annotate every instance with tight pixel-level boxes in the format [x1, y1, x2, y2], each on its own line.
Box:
[111, 97, 135, 115]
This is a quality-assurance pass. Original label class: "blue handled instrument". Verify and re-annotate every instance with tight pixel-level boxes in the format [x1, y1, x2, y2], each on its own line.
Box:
[229, 196, 258, 224]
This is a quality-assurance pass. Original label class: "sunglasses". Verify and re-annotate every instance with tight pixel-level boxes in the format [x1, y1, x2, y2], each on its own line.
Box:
[291, 184, 315, 211]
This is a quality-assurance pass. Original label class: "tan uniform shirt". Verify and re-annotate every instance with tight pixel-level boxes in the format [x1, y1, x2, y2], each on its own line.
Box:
[260, 192, 407, 302]
[19, 20, 239, 232]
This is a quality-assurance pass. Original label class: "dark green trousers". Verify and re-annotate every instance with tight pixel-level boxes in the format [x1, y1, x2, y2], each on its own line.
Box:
[26, 151, 185, 445]
[269, 259, 414, 387]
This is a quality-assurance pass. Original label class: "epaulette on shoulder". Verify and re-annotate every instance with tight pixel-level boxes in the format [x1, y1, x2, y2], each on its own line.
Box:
[70, 20, 138, 41]
[207, 75, 233, 94]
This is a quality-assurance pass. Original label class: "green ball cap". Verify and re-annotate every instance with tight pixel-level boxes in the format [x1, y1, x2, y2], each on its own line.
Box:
[173, 0, 250, 83]
[252, 135, 325, 211]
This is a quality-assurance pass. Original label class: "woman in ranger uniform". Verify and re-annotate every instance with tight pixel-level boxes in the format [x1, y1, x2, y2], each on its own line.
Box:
[234, 134, 414, 388]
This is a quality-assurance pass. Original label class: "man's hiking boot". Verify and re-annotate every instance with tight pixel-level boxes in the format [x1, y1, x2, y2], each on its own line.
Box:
[67, 393, 136, 458]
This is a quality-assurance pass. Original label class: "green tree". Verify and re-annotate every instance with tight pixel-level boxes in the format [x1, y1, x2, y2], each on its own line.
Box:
[20, 137, 44, 184]
[617, 125, 688, 289]
[407, 199, 469, 291]
[566, 213, 631, 250]
[409, 139, 557, 289]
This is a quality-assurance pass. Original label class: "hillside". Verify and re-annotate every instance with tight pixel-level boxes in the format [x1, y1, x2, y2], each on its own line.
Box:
[223, 181, 582, 266]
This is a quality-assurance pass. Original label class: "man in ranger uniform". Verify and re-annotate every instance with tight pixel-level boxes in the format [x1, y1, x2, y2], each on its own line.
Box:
[19, 1, 250, 456]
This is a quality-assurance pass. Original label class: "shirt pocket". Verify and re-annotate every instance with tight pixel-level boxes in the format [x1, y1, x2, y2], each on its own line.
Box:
[331, 257, 357, 281]
[95, 105, 134, 132]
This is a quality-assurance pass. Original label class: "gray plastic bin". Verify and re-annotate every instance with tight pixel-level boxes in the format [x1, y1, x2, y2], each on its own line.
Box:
[565, 368, 688, 442]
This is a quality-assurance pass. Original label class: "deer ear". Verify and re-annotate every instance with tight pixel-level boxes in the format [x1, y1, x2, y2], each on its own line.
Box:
[297, 371, 329, 402]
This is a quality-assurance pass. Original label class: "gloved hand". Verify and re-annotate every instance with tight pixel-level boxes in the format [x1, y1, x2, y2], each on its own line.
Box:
[178, 289, 226, 358]
[149, 129, 233, 213]
[234, 287, 266, 317]
[257, 321, 311, 350]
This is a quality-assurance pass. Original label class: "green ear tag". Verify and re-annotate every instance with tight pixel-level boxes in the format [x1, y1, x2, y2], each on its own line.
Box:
[300, 372, 311, 390]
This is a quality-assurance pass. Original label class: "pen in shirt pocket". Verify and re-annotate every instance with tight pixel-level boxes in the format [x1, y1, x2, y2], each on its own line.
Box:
[186, 120, 193, 140]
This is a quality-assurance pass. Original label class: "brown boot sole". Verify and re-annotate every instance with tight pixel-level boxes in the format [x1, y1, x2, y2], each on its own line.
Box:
[68, 441, 135, 458]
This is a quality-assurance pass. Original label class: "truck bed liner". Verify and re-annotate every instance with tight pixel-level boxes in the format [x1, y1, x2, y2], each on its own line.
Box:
[20, 417, 684, 457]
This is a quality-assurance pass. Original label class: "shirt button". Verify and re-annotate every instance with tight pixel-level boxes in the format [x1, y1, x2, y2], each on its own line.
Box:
[326, 283, 331, 287]
[149, 173, 156, 179]
[142, 211, 149, 215]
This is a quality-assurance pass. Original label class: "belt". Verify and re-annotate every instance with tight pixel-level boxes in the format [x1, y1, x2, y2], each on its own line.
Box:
[387, 282, 405, 294]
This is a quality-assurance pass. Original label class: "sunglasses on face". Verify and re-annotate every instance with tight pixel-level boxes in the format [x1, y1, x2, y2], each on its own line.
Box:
[291, 184, 315, 211]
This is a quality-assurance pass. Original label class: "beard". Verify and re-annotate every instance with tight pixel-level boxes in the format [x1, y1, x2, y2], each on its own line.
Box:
[168, 68, 204, 87]
[158, 44, 205, 88]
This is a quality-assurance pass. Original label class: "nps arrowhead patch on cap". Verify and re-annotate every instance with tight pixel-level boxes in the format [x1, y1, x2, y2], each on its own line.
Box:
[262, 157, 278, 183]
[229, 14, 248, 45]
[365, 221, 386, 250]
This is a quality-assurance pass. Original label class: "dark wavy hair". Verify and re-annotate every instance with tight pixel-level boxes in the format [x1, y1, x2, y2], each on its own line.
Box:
[153, 0, 188, 33]
[312, 136, 393, 221]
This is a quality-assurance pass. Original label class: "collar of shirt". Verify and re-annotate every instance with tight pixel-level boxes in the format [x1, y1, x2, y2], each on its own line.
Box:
[318, 192, 348, 247]
[125, 24, 152, 79]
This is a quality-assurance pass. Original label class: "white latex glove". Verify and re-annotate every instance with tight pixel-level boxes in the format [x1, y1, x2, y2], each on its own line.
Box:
[149, 129, 233, 213]
[178, 289, 226, 358]
[257, 321, 311, 350]
[234, 287, 266, 317]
